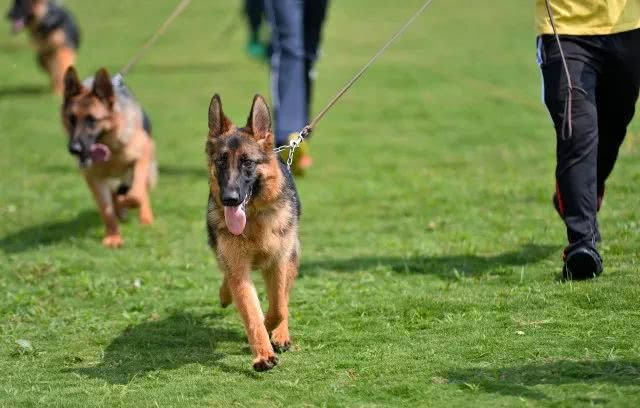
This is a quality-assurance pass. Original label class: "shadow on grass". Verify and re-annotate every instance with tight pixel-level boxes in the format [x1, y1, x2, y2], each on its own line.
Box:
[0, 84, 48, 98]
[0, 209, 99, 254]
[302, 244, 558, 279]
[71, 313, 255, 384]
[42, 164, 206, 179]
[445, 360, 640, 401]
[0, 42, 25, 53]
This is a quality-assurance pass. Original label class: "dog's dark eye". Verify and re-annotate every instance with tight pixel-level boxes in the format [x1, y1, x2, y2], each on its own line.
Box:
[215, 154, 227, 167]
[68, 114, 77, 128]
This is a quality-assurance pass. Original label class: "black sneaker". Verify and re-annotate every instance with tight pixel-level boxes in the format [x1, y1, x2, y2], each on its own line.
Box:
[562, 247, 603, 280]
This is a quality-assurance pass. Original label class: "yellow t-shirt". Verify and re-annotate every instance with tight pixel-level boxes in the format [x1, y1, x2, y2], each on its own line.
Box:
[536, 0, 640, 35]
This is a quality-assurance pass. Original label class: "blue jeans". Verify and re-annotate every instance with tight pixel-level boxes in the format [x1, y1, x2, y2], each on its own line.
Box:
[264, 0, 329, 145]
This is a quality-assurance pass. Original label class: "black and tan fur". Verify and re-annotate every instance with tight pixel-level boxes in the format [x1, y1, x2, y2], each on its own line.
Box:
[206, 94, 301, 372]
[62, 66, 156, 248]
[7, 0, 80, 95]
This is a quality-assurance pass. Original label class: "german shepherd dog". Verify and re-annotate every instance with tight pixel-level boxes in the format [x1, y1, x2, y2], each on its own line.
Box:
[206, 94, 301, 372]
[62, 66, 156, 248]
[6, 0, 80, 95]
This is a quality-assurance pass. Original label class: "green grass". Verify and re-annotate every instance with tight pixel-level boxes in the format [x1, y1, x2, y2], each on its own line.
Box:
[1, 0, 639, 406]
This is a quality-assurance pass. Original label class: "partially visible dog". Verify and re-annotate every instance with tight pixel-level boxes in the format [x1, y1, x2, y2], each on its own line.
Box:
[62, 66, 156, 248]
[7, 0, 80, 95]
[206, 94, 301, 372]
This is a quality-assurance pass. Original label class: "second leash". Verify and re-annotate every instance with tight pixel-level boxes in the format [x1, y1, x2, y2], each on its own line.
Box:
[118, 0, 192, 78]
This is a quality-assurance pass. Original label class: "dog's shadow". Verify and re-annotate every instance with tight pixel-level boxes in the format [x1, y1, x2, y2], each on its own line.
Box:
[0, 209, 99, 254]
[43, 164, 206, 180]
[301, 244, 558, 279]
[444, 360, 640, 401]
[0, 84, 49, 99]
[69, 312, 255, 384]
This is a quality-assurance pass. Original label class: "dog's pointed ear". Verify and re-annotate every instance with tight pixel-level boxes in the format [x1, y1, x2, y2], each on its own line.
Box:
[92, 68, 115, 107]
[246, 94, 273, 148]
[208, 94, 233, 138]
[63, 66, 82, 101]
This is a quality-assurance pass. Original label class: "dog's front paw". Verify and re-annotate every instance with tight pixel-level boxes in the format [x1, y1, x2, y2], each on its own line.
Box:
[253, 353, 278, 372]
[139, 211, 154, 225]
[102, 234, 123, 248]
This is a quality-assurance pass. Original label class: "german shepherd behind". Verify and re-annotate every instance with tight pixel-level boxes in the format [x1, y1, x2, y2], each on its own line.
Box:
[62, 66, 156, 248]
[7, 0, 80, 95]
[206, 94, 301, 372]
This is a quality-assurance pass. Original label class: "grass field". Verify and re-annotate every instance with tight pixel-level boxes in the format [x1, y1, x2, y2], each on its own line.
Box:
[1, 0, 640, 406]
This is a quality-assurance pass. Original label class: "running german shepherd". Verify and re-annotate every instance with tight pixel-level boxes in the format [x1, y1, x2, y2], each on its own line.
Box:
[7, 0, 80, 95]
[62, 66, 156, 248]
[206, 94, 301, 372]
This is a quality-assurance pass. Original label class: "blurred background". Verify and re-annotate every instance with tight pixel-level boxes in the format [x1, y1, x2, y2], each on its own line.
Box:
[0, 1, 639, 406]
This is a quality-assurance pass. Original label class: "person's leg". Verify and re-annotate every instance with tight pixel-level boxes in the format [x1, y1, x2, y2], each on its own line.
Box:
[303, 0, 329, 116]
[245, 0, 267, 58]
[264, 0, 306, 146]
[540, 35, 604, 278]
[596, 29, 640, 202]
[245, 0, 264, 39]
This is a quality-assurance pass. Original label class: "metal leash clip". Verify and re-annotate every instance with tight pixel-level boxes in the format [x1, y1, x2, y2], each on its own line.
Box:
[274, 126, 312, 170]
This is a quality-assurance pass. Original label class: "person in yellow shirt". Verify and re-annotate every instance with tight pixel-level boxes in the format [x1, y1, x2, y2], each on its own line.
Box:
[536, 0, 640, 280]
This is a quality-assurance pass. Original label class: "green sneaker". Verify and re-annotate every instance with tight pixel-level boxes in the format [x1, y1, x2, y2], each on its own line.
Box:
[246, 39, 267, 60]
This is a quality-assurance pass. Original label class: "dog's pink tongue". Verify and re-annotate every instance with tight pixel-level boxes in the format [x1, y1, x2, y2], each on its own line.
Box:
[224, 205, 246, 236]
[12, 19, 24, 33]
[90, 144, 111, 162]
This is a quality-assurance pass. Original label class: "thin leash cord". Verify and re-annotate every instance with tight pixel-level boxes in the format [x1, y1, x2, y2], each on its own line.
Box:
[309, 0, 435, 130]
[277, 0, 435, 165]
[544, 0, 584, 139]
[118, 0, 192, 77]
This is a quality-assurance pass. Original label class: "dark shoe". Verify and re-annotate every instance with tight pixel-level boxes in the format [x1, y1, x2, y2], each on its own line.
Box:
[562, 247, 603, 280]
[246, 39, 267, 60]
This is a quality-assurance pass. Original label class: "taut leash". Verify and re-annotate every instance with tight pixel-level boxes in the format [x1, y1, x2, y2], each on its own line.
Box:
[275, 0, 436, 168]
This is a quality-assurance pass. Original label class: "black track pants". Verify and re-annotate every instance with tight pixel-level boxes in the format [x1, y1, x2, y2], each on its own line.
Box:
[538, 28, 640, 252]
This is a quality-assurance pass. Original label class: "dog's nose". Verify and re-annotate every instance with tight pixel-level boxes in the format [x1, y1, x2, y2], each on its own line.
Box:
[68, 141, 83, 156]
[221, 190, 241, 206]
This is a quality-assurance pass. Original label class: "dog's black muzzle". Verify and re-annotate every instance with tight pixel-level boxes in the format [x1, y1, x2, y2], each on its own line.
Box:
[68, 135, 98, 168]
[7, 2, 27, 23]
[221, 188, 243, 207]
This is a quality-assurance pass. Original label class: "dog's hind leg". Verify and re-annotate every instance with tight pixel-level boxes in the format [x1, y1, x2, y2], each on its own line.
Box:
[147, 141, 158, 190]
[226, 267, 278, 371]
[112, 192, 128, 220]
[120, 135, 154, 225]
[219, 276, 232, 308]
